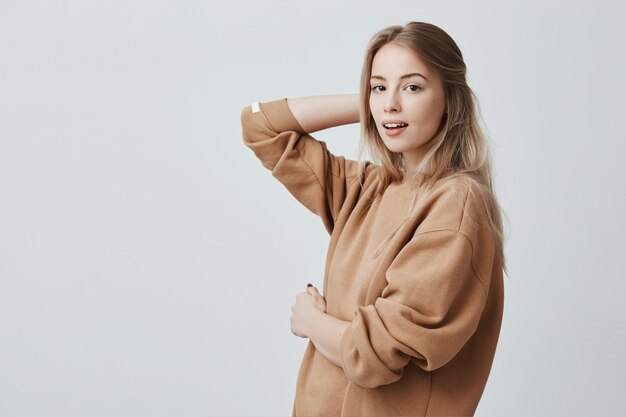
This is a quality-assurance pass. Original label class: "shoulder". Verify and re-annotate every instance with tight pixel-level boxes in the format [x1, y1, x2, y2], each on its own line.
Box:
[414, 175, 500, 283]
[414, 174, 492, 238]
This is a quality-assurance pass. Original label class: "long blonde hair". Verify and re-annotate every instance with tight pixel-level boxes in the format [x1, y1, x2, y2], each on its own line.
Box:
[354, 21, 508, 274]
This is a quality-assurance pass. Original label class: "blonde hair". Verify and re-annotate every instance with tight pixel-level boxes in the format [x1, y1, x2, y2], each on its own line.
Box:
[353, 21, 508, 274]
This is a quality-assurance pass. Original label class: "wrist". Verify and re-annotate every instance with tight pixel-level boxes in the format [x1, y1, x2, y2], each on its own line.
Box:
[304, 308, 325, 339]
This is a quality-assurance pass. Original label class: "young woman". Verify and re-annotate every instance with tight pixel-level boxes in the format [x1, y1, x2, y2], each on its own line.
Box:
[241, 21, 506, 417]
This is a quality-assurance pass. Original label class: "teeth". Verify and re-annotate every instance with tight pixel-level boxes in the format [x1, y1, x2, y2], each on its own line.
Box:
[384, 123, 407, 128]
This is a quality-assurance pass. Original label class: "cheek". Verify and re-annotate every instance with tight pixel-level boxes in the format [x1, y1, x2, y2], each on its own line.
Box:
[368, 99, 376, 116]
[410, 99, 439, 123]
[369, 96, 383, 113]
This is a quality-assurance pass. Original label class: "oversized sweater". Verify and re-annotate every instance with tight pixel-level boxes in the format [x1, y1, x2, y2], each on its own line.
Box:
[240, 98, 504, 417]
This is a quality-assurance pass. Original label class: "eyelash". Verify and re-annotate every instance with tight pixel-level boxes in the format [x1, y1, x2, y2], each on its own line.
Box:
[370, 84, 421, 92]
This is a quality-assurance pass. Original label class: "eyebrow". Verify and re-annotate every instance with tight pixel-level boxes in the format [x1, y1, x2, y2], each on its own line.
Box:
[370, 72, 428, 82]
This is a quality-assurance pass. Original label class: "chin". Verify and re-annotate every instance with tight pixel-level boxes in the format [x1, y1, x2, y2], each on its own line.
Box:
[380, 139, 409, 153]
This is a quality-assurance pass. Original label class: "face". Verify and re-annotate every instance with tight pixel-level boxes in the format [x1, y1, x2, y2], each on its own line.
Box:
[369, 42, 447, 173]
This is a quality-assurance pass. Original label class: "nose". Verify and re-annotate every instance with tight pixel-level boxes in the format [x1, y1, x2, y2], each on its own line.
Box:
[384, 92, 401, 113]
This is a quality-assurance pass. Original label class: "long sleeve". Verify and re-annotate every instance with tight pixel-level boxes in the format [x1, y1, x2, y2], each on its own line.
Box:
[241, 98, 370, 235]
[339, 222, 494, 389]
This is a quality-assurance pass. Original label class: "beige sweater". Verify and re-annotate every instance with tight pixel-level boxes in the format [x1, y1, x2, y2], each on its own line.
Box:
[241, 98, 504, 417]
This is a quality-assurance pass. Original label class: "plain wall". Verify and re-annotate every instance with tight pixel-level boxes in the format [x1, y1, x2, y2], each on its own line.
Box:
[1, 0, 625, 416]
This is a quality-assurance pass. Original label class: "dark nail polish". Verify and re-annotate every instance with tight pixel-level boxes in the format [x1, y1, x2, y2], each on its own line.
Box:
[307, 283, 312, 287]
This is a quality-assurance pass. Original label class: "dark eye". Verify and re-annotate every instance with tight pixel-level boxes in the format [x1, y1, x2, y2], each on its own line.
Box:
[407, 84, 421, 92]
[371, 85, 385, 92]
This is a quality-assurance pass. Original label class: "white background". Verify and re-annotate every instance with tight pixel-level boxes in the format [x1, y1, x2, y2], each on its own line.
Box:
[1, 1, 625, 416]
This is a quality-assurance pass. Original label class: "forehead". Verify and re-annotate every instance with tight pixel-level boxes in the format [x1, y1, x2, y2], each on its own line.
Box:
[371, 43, 433, 81]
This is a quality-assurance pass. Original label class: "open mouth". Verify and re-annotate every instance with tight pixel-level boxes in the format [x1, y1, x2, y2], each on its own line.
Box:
[383, 123, 409, 129]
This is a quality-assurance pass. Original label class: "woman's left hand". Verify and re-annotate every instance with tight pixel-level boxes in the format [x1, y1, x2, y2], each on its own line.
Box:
[290, 283, 326, 338]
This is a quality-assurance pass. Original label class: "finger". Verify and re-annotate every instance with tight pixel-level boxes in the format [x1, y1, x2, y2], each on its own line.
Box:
[308, 287, 322, 299]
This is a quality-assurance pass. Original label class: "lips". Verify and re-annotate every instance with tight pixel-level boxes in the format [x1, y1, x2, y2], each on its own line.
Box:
[382, 119, 409, 129]
[381, 119, 408, 137]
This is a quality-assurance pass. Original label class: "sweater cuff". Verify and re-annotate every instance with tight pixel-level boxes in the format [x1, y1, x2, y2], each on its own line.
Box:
[259, 98, 307, 134]
[339, 305, 405, 388]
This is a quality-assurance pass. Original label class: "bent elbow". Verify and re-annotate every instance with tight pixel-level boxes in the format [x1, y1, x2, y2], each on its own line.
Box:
[240, 104, 254, 145]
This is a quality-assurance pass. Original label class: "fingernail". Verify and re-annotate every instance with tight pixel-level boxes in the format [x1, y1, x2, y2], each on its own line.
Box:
[307, 283, 312, 287]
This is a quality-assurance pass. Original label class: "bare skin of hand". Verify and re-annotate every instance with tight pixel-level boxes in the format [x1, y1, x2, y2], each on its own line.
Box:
[290, 283, 326, 338]
[290, 283, 350, 367]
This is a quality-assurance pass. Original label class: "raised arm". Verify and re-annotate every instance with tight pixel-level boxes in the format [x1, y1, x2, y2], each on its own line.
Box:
[241, 94, 371, 235]
[286, 94, 360, 133]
